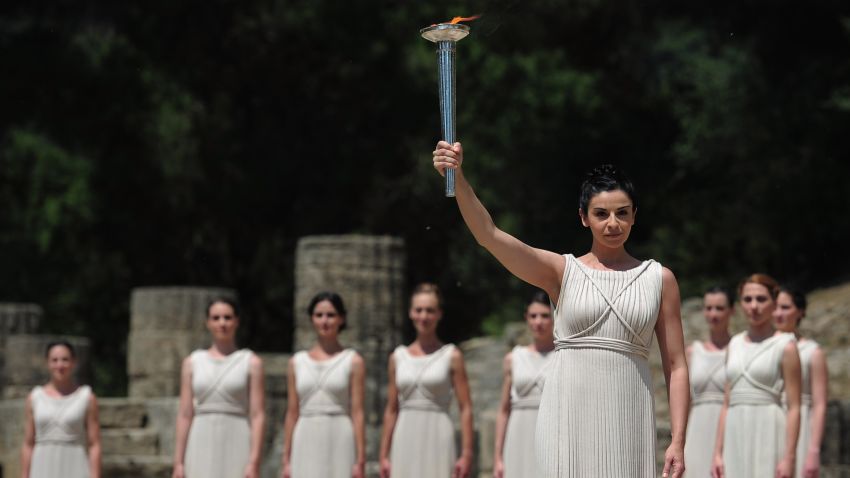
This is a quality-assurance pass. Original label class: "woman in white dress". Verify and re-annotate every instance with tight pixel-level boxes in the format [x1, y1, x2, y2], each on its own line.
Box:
[281, 292, 366, 478]
[493, 291, 555, 478]
[683, 286, 733, 477]
[711, 274, 802, 478]
[773, 287, 828, 478]
[21, 341, 101, 478]
[172, 298, 265, 478]
[432, 144, 688, 477]
[379, 283, 474, 478]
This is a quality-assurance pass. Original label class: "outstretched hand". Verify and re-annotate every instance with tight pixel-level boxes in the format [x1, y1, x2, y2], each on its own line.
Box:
[432, 141, 464, 177]
[662, 443, 685, 478]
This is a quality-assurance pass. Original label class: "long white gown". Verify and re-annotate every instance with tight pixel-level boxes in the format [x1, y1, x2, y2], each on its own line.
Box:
[794, 339, 820, 478]
[536, 254, 663, 477]
[290, 349, 356, 477]
[29, 385, 91, 478]
[184, 349, 253, 478]
[390, 344, 456, 478]
[722, 332, 796, 477]
[683, 341, 726, 477]
[503, 345, 552, 478]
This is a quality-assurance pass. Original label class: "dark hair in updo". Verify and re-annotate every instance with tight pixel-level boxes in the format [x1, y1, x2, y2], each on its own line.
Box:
[206, 297, 241, 318]
[704, 285, 735, 307]
[527, 290, 551, 309]
[45, 340, 76, 358]
[779, 286, 807, 315]
[307, 291, 347, 331]
[579, 164, 637, 215]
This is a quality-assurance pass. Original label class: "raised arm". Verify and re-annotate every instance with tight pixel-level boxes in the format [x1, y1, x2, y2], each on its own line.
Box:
[19, 394, 35, 478]
[350, 353, 367, 478]
[655, 267, 688, 478]
[778, 341, 802, 478]
[451, 348, 474, 478]
[281, 357, 299, 478]
[378, 355, 399, 478]
[86, 393, 102, 478]
[804, 347, 828, 478]
[172, 357, 194, 478]
[433, 141, 565, 303]
[246, 354, 266, 478]
[493, 353, 513, 478]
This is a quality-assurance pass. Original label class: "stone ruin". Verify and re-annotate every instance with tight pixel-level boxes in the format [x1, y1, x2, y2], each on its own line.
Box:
[0, 234, 850, 477]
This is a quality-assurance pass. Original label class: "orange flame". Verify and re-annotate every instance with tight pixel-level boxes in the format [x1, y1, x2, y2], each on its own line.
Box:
[448, 14, 481, 24]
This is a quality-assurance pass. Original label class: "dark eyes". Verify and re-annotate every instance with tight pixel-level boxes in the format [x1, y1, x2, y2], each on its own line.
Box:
[742, 296, 768, 303]
[210, 315, 234, 320]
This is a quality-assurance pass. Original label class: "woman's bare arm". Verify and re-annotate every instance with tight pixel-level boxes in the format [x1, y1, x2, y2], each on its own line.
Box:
[433, 141, 565, 303]
[779, 342, 802, 478]
[655, 267, 689, 478]
[86, 393, 102, 478]
[350, 353, 367, 473]
[805, 347, 828, 476]
[451, 348, 474, 478]
[379, 355, 399, 478]
[20, 394, 35, 478]
[246, 354, 266, 476]
[281, 357, 299, 477]
[172, 357, 194, 478]
[493, 353, 513, 478]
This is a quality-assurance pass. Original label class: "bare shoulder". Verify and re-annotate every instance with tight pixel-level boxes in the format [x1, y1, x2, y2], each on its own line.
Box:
[661, 266, 678, 283]
[249, 352, 264, 369]
[350, 351, 365, 368]
[450, 346, 466, 366]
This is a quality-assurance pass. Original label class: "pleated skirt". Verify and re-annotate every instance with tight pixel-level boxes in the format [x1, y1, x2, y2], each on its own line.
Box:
[722, 404, 785, 478]
[30, 443, 89, 478]
[683, 402, 722, 478]
[535, 349, 656, 477]
[390, 409, 455, 478]
[504, 408, 540, 478]
[185, 413, 251, 478]
[290, 414, 355, 477]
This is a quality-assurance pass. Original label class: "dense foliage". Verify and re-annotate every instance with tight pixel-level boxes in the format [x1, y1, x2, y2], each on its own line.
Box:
[2, 0, 849, 394]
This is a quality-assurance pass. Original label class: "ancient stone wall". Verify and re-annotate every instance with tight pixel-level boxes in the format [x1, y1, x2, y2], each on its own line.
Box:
[0, 304, 42, 395]
[127, 286, 237, 397]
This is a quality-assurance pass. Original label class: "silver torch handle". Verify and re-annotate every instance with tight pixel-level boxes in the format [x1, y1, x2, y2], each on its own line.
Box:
[436, 40, 457, 197]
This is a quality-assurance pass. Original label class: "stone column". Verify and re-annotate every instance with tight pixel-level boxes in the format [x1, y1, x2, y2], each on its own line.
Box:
[294, 235, 405, 461]
[127, 287, 236, 398]
[0, 303, 42, 395]
[2, 334, 90, 399]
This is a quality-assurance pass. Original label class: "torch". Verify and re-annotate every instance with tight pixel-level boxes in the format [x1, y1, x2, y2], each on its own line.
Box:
[420, 16, 478, 197]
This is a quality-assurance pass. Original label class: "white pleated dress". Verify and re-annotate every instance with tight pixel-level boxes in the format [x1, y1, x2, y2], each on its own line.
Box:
[503, 345, 552, 478]
[683, 341, 726, 478]
[536, 254, 663, 477]
[185, 349, 253, 478]
[722, 332, 796, 478]
[29, 385, 92, 478]
[794, 339, 820, 478]
[290, 349, 356, 477]
[390, 344, 456, 478]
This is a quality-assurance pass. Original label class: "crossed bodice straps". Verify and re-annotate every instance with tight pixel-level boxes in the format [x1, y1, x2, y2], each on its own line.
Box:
[690, 342, 727, 405]
[727, 333, 794, 407]
[32, 385, 91, 445]
[396, 344, 454, 413]
[296, 349, 354, 417]
[192, 349, 252, 416]
[510, 346, 551, 409]
[554, 255, 661, 359]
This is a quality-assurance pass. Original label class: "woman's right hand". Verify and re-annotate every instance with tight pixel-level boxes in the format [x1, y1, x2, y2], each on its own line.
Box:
[492, 458, 505, 478]
[379, 457, 391, 478]
[280, 463, 292, 478]
[432, 141, 464, 177]
[710, 453, 724, 478]
[172, 464, 185, 478]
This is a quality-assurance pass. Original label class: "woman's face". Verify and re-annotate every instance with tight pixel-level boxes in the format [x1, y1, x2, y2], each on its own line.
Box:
[740, 283, 775, 328]
[773, 291, 803, 333]
[703, 292, 733, 333]
[409, 292, 442, 336]
[525, 302, 554, 342]
[580, 190, 635, 249]
[311, 300, 344, 338]
[206, 302, 239, 341]
[46, 345, 75, 383]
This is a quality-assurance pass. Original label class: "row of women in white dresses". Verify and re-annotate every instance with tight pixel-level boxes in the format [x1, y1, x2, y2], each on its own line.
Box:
[685, 334, 822, 478]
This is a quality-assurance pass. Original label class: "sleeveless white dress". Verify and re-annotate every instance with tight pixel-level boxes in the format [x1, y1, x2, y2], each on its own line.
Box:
[794, 339, 820, 478]
[29, 385, 91, 478]
[185, 349, 253, 478]
[290, 349, 356, 477]
[536, 254, 663, 477]
[503, 345, 552, 478]
[722, 332, 796, 477]
[683, 341, 726, 478]
[390, 344, 456, 478]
